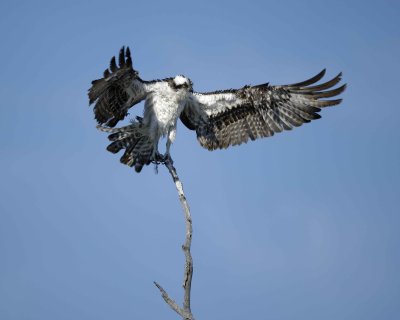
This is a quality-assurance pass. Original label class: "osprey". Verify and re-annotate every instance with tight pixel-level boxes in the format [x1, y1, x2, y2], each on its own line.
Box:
[89, 47, 346, 172]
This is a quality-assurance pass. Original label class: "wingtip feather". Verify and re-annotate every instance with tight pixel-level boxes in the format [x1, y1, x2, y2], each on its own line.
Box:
[287, 69, 327, 88]
[126, 46, 132, 68]
[119, 46, 125, 67]
[110, 56, 117, 72]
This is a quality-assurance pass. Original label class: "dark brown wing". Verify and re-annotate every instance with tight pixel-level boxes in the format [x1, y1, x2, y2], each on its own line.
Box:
[182, 69, 346, 150]
[88, 46, 149, 127]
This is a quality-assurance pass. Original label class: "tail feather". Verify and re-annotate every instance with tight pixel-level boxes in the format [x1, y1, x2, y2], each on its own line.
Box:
[97, 121, 155, 173]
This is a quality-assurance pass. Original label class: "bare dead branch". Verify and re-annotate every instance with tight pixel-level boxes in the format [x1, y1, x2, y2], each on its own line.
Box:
[153, 281, 184, 316]
[154, 157, 195, 320]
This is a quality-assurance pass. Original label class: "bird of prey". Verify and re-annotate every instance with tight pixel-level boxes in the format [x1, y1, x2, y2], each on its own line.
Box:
[88, 46, 346, 172]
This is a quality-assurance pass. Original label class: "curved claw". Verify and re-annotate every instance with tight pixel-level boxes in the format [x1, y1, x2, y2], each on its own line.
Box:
[152, 152, 173, 165]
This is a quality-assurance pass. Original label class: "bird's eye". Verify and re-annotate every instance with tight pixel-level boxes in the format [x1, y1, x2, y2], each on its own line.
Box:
[174, 83, 188, 89]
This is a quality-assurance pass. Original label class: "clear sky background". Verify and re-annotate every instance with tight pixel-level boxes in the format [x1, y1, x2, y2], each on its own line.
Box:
[0, 0, 399, 319]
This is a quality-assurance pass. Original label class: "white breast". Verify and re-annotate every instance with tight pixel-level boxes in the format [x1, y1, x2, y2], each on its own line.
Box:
[143, 82, 188, 139]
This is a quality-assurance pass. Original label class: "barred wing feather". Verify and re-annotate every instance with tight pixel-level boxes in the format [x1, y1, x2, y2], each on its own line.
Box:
[88, 46, 148, 127]
[181, 69, 346, 150]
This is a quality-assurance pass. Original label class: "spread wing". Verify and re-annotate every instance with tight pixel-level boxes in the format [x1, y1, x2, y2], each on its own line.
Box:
[88, 47, 150, 127]
[180, 69, 346, 150]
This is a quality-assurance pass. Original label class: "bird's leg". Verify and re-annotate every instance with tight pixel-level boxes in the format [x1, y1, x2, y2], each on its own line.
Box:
[165, 139, 172, 161]
[152, 131, 174, 165]
[151, 141, 164, 163]
[153, 141, 172, 164]
[164, 129, 175, 164]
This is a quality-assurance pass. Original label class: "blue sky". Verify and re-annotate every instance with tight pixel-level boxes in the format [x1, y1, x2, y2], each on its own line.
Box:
[0, 0, 399, 319]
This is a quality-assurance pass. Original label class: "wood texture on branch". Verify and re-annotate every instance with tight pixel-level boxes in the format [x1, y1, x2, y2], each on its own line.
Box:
[154, 158, 195, 320]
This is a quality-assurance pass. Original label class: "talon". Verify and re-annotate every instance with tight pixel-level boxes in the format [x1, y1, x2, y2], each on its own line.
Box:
[151, 152, 165, 164]
[155, 152, 165, 162]
[165, 153, 173, 164]
[150, 151, 173, 165]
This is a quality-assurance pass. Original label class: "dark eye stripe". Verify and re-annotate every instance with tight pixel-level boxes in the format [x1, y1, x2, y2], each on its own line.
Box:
[175, 83, 188, 89]
[168, 78, 192, 90]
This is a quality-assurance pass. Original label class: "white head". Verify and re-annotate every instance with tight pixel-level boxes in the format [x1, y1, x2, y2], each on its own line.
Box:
[171, 75, 193, 92]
